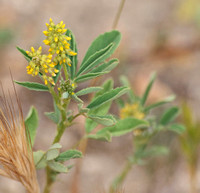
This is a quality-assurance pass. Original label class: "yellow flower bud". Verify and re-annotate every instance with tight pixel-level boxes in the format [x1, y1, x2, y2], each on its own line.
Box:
[43, 31, 49, 36]
[60, 21, 63, 26]
[69, 51, 77, 56]
[54, 36, 58, 42]
[65, 37, 71, 41]
[48, 54, 52, 59]
[60, 46, 63, 51]
[54, 69, 59, 73]
[31, 47, 35, 52]
[43, 39, 50, 45]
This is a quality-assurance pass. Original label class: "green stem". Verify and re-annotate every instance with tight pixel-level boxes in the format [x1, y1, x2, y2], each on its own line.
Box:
[109, 160, 132, 193]
[46, 83, 59, 104]
[63, 64, 69, 80]
[53, 120, 70, 144]
[43, 167, 54, 193]
[112, 0, 126, 29]
[43, 95, 70, 193]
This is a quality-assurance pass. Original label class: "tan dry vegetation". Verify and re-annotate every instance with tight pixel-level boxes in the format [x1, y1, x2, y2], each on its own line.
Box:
[0, 82, 39, 193]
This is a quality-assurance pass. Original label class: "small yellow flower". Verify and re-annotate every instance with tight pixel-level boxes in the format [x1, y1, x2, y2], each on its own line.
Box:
[60, 46, 63, 51]
[43, 31, 48, 36]
[69, 51, 77, 56]
[120, 103, 145, 120]
[31, 47, 35, 52]
[54, 36, 58, 42]
[133, 129, 143, 136]
[43, 39, 50, 45]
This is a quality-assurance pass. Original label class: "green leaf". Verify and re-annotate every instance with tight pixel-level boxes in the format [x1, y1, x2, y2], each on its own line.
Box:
[47, 160, 68, 173]
[144, 95, 176, 112]
[45, 102, 60, 124]
[88, 115, 116, 126]
[15, 81, 48, 91]
[95, 79, 114, 97]
[77, 44, 113, 76]
[46, 143, 62, 161]
[140, 72, 156, 106]
[77, 30, 121, 76]
[72, 94, 83, 104]
[78, 103, 89, 113]
[87, 86, 129, 109]
[25, 106, 38, 146]
[46, 149, 60, 161]
[81, 31, 121, 64]
[55, 150, 83, 162]
[85, 79, 114, 133]
[66, 29, 78, 80]
[49, 143, 62, 149]
[116, 98, 125, 108]
[98, 118, 149, 137]
[16, 46, 31, 62]
[168, 124, 185, 134]
[160, 107, 179, 125]
[120, 75, 136, 103]
[34, 151, 47, 169]
[76, 87, 102, 96]
[139, 146, 169, 159]
[75, 71, 109, 83]
[87, 131, 112, 142]
[90, 58, 119, 73]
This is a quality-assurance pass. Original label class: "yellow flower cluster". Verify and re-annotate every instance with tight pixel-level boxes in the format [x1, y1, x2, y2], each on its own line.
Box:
[25, 18, 77, 85]
[26, 47, 59, 85]
[120, 103, 145, 120]
[120, 103, 145, 136]
[43, 18, 77, 66]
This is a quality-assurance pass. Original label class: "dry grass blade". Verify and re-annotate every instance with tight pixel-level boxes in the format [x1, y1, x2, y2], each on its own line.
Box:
[0, 82, 39, 193]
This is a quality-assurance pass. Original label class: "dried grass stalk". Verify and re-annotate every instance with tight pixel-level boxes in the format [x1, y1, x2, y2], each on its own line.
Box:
[0, 83, 39, 193]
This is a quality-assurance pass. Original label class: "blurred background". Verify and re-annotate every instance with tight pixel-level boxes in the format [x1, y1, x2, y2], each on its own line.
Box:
[1, 0, 200, 192]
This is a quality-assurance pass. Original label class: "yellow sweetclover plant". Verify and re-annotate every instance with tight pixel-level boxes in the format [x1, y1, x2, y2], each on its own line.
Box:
[15, 18, 140, 193]
[109, 74, 185, 193]
[0, 17, 185, 193]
